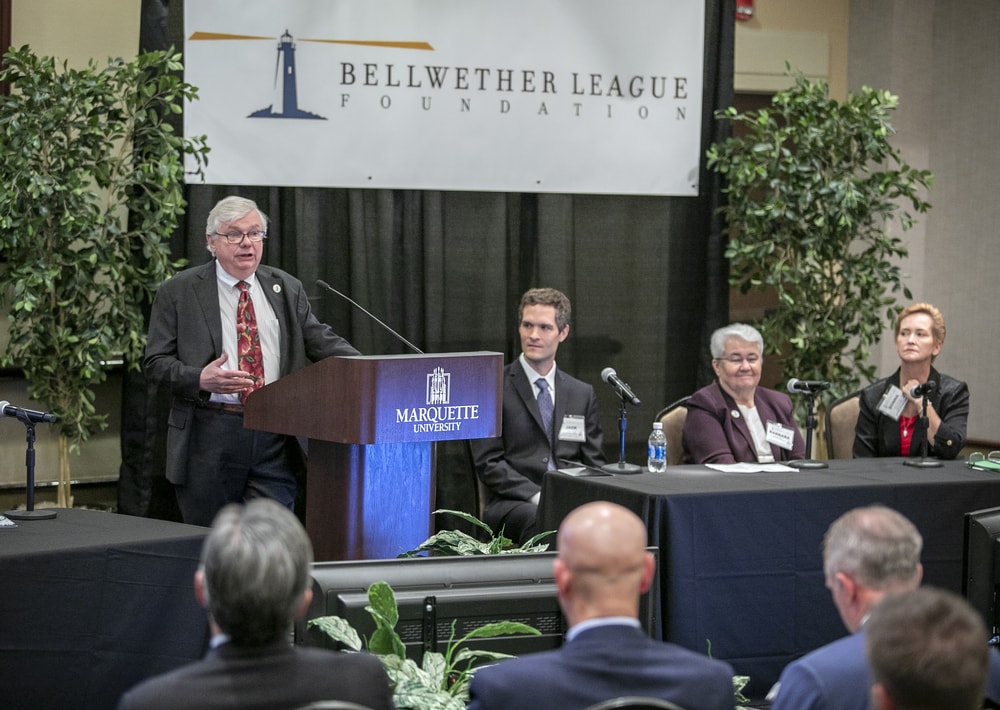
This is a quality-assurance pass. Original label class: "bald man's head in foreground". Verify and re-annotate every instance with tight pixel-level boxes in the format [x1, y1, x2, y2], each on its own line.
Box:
[554, 501, 655, 627]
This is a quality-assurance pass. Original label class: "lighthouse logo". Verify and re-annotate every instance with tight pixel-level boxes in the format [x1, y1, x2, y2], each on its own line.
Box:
[188, 29, 434, 121]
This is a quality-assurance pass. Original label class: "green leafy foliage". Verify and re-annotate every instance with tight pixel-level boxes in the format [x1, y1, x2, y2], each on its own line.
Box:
[397, 509, 554, 557]
[309, 580, 542, 710]
[706, 68, 932, 410]
[0, 46, 210, 450]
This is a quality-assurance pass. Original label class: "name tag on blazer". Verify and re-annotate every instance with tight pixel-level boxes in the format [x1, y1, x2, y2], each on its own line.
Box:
[559, 414, 587, 442]
[766, 421, 796, 451]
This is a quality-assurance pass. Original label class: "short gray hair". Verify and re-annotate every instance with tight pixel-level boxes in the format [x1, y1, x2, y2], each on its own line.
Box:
[709, 323, 764, 359]
[822, 505, 922, 591]
[204, 196, 268, 254]
[200, 498, 313, 646]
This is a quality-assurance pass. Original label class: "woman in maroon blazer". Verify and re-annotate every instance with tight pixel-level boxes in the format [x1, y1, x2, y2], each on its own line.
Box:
[682, 323, 806, 464]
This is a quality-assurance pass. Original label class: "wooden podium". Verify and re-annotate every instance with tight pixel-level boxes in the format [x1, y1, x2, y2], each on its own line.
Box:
[244, 351, 502, 561]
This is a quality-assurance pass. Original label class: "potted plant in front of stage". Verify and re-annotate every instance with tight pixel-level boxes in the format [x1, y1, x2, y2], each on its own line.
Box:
[310, 580, 541, 710]
[398, 509, 554, 557]
[705, 66, 933, 443]
[0, 46, 209, 506]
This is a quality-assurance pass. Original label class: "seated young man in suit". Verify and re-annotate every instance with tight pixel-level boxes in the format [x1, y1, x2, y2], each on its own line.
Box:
[117, 498, 393, 710]
[468, 501, 736, 710]
[470, 287, 605, 544]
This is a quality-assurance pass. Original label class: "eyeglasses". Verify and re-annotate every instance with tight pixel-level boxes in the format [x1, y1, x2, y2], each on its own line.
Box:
[214, 230, 267, 244]
[716, 354, 761, 365]
[967, 451, 1000, 471]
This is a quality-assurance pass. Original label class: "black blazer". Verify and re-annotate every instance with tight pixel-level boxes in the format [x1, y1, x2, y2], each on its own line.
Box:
[470, 361, 604, 529]
[117, 641, 394, 710]
[853, 366, 968, 460]
[144, 260, 359, 485]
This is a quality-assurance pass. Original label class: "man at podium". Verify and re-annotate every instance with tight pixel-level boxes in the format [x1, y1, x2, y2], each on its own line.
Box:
[144, 196, 360, 526]
[471, 288, 605, 544]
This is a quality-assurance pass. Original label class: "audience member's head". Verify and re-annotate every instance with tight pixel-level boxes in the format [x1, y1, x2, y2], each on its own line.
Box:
[196, 498, 314, 646]
[554, 501, 654, 627]
[866, 586, 989, 710]
[821, 505, 923, 632]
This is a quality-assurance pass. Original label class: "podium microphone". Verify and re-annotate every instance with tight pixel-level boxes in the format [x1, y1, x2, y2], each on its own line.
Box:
[316, 280, 423, 354]
[0, 401, 56, 424]
[910, 381, 937, 398]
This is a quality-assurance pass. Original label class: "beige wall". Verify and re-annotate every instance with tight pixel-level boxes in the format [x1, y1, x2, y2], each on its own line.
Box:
[735, 0, 850, 99]
[11, 0, 139, 65]
[1, 0, 139, 489]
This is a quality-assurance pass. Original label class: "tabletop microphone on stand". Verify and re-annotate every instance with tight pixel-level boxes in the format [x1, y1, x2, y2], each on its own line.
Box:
[784, 378, 828, 469]
[316, 280, 423, 355]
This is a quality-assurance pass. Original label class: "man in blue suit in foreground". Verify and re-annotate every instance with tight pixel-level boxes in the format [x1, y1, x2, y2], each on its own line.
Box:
[771, 504, 1000, 710]
[468, 501, 735, 710]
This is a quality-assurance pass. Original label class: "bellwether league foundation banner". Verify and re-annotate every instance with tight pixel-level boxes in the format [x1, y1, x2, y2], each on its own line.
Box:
[184, 0, 705, 196]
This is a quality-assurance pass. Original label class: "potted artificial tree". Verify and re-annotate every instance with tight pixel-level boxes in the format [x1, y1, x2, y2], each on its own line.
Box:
[706, 69, 933, 434]
[0, 46, 209, 506]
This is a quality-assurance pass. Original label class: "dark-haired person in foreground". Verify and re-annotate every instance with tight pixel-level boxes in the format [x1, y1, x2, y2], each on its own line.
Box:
[866, 586, 989, 710]
[468, 501, 735, 710]
[117, 499, 393, 710]
[853, 302, 968, 459]
[770, 505, 1000, 710]
[470, 287, 605, 544]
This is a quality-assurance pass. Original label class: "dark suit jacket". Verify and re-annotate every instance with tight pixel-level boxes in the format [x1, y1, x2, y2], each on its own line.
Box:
[117, 640, 394, 710]
[682, 380, 806, 464]
[470, 361, 604, 530]
[144, 260, 359, 485]
[467, 624, 736, 710]
[853, 366, 968, 460]
[771, 627, 1000, 710]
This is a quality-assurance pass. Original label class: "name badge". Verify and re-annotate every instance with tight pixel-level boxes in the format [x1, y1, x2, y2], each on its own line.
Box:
[766, 421, 796, 451]
[559, 414, 587, 443]
[877, 385, 907, 421]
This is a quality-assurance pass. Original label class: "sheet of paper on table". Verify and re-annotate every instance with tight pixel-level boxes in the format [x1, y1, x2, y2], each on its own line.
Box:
[705, 462, 797, 473]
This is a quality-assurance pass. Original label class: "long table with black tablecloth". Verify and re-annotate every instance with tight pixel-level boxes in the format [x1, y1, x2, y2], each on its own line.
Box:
[0, 508, 210, 710]
[538, 458, 1000, 698]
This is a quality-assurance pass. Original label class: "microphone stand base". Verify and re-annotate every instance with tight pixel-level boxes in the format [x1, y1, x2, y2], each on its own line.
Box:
[5, 507, 57, 520]
[601, 462, 643, 475]
[902, 457, 943, 468]
[789, 459, 828, 470]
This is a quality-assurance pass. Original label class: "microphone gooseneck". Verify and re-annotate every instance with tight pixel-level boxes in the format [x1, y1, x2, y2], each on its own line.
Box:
[316, 280, 423, 355]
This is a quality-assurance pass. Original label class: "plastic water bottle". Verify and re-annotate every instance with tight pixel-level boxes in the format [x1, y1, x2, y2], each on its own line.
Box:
[647, 422, 667, 472]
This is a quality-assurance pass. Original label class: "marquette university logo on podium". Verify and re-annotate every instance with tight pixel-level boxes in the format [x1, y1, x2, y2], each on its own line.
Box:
[427, 366, 449, 405]
[394, 364, 481, 436]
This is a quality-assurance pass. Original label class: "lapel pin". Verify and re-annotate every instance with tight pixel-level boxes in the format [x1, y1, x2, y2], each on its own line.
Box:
[272, 284, 281, 294]
[730, 409, 741, 419]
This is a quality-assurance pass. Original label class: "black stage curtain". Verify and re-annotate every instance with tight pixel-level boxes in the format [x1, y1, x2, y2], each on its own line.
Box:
[119, 0, 734, 529]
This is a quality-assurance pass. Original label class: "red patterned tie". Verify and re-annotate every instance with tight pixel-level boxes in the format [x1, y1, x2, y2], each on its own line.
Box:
[236, 281, 264, 404]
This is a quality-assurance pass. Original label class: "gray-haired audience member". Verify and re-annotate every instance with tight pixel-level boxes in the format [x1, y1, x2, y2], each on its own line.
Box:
[468, 501, 735, 710]
[682, 322, 806, 463]
[771, 504, 1000, 710]
[117, 499, 393, 710]
[866, 586, 989, 710]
